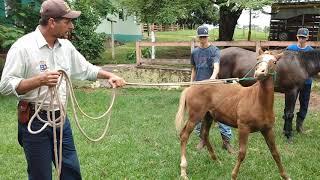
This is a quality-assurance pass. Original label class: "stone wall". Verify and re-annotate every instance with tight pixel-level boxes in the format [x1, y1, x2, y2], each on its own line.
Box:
[100, 64, 191, 87]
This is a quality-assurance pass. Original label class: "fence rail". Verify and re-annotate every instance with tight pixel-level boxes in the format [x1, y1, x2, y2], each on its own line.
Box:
[142, 24, 180, 32]
[135, 40, 320, 65]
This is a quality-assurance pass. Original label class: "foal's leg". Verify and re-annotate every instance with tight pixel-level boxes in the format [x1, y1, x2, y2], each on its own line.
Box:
[231, 126, 249, 180]
[180, 119, 197, 179]
[261, 128, 291, 180]
[202, 113, 218, 161]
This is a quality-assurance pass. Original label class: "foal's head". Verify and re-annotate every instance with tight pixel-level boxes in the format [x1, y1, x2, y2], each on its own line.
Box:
[254, 51, 280, 80]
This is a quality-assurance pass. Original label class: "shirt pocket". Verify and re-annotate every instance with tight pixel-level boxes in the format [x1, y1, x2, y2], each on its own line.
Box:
[54, 55, 71, 76]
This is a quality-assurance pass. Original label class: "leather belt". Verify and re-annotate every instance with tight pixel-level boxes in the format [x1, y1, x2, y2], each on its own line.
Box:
[29, 103, 61, 117]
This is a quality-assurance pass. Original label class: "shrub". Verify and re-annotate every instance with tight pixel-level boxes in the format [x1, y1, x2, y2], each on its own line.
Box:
[5, 0, 41, 34]
[126, 48, 151, 62]
[0, 25, 24, 51]
[71, 0, 115, 64]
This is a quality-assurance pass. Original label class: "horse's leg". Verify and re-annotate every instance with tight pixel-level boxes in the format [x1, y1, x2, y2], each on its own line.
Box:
[261, 128, 291, 180]
[231, 126, 250, 180]
[202, 113, 218, 161]
[180, 119, 197, 179]
[283, 89, 298, 142]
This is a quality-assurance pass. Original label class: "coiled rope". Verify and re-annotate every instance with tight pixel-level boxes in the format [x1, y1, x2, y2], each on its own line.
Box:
[27, 70, 115, 179]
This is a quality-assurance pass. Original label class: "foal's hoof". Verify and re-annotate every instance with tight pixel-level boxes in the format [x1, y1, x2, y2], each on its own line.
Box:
[196, 140, 205, 150]
[180, 175, 189, 180]
[283, 176, 291, 180]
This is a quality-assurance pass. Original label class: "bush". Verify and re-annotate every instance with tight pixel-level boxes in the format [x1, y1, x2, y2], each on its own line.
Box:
[0, 25, 24, 51]
[4, 0, 41, 34]
[126, 48, 151, 62]
[71, 0, 115, 64]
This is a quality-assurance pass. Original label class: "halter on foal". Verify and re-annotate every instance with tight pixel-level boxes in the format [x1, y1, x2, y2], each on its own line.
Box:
[175, 51, 290, 180]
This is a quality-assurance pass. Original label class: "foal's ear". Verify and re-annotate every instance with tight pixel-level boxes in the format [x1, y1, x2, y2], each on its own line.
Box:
[274, 52, 284, 60]
[258, 48, 264, 55]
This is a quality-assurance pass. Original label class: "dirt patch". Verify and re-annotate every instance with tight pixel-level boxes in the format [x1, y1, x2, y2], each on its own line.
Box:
[275, 91, 320, 111]
[305, 92, 320, 111]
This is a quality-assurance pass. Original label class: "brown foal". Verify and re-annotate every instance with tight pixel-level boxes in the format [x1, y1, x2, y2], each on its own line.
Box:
[175, 52, 290, 180]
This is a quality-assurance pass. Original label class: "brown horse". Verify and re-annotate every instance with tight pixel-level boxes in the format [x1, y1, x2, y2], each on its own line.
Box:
[219, 47, 320, 141]
[175, 51, 290, 180]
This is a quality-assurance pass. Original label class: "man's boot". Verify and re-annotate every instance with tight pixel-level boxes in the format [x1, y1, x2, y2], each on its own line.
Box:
[221, 135, 235, 154]
[283, 113, 294, 143]
[296, 116, 305, 134]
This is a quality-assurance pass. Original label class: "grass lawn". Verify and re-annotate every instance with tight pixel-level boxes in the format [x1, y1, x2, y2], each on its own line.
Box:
[99, 28, 268, 65]
[1, 88, 320, 179]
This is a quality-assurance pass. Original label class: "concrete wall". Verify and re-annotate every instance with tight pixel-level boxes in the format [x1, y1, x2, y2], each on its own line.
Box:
[96, 15, 143, 42]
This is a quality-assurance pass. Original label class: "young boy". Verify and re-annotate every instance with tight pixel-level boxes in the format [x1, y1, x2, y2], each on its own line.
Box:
[191, 25, 234, 153]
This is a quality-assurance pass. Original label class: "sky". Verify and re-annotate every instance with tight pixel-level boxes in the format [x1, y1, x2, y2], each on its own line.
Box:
[237, 6, 271, 28]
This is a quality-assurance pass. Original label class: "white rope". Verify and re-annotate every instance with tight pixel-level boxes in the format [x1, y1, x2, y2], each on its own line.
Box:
[27, 69, 115, 179]
[126, 78, 240, 86]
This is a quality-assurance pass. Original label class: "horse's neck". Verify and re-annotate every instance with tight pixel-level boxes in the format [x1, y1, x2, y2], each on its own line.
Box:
[255, 76, 274, 107]
[300, 51, 320, 76]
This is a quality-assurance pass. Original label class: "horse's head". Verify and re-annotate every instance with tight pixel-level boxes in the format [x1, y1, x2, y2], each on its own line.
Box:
[254, 50, 281, 80]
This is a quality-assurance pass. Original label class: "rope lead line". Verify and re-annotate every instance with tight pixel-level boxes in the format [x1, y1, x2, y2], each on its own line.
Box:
[126, 78, 241, 86]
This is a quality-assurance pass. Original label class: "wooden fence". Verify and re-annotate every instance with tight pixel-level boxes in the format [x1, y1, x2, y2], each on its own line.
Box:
[135, 40, 320, 65]
[142, 24, 180, 32]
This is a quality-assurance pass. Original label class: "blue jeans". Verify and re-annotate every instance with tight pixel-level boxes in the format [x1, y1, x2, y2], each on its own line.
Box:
[18, 113, 81, 180]
[296, 82, 312, 120]
[195, 122, 232, 140]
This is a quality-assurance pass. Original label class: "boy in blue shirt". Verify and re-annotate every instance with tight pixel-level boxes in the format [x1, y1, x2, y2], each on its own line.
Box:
[191, 25, 234, 153]
[286, 28, 313, 134]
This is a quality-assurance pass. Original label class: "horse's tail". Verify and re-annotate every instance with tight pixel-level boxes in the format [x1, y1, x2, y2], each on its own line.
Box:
[175, 87, 189, 133]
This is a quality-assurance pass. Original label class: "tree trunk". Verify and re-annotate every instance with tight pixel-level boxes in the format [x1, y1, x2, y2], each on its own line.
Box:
[218, 6, 243, 41]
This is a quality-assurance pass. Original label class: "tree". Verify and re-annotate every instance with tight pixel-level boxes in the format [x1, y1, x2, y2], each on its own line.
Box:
[120, 0, 274, 40]
[120, 0, 218, 28]
[216, 0, 243, 41]
[216, 0, 274, 41]
[175, 0, 219, 29]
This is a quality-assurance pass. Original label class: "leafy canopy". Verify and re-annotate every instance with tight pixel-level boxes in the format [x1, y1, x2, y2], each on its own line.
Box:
[68, 0, 116, 63]
[120, 0, 275, 25]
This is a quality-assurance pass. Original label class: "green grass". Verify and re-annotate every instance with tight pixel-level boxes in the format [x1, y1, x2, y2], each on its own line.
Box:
[100, 28, 269, 64]
[1, 88, 320, 179]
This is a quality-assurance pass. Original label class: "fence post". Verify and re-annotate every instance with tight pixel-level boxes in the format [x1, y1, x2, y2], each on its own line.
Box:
[136, 41, 141, 65]
[151, 29, 156, 59]
[191, 38, 195, 53]
[255, 41, 261, 56]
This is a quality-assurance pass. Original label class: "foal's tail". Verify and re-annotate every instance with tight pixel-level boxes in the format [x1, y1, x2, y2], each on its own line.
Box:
[175, 87, 189, 133]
